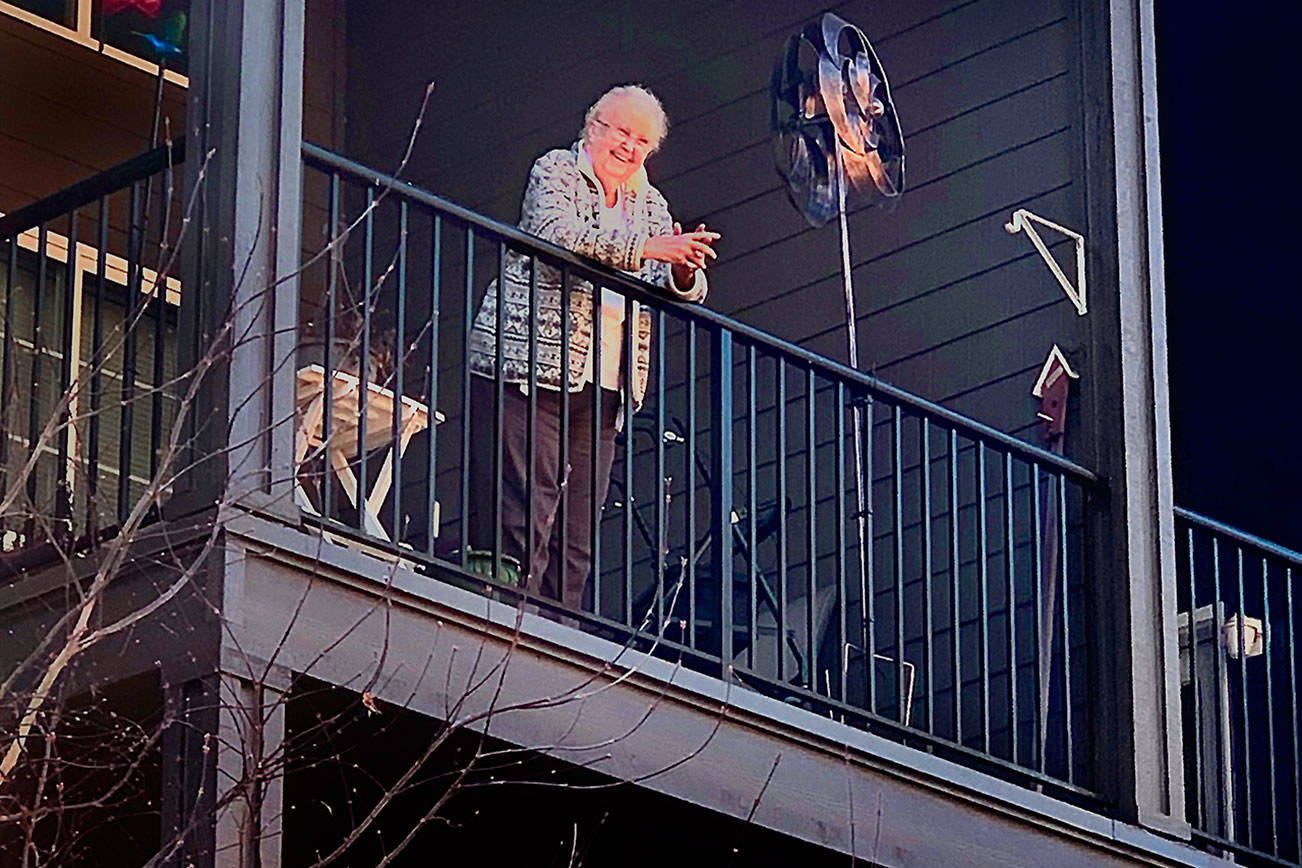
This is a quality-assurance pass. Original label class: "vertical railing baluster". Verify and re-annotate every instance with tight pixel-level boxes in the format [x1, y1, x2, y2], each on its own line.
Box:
[623, 290, 635, 627]
[357, 186, 374, 534]
[390, 202, 408, 544]
[949, 429, 961, 745]
[1185, 524, 1203, 831]
[976, 441, 990, 753]
[1057, 473, 1073, 783]
[323, 173, 340, 524]
[149, 180, 167, 487]
[591, 280, 603, 617]
[921, 418, 933, 733]
[1261, 555, 1278, 856]
[654, 309, 665, 633]
[1285, 564, 1300, 863]
[863, 392, 876, 714]
[746, 344, 758, 672]
[30, 225, 49, 530]
[805, 367, 817, 690]
[1004, 452, 1017, 763]
[557, 265, 571, 605]
[1031, 463, 1044, 773]
[57, 211, 77, 531]
[492, 241, 506, 579]
[458, 227, 474, 569]
[775, 357, 787, 682]
[1210, 536, 1228, 837]
[1235, 546, 1252, 847]
[118, 183, 142, 524]
[88, 198, 108, 534]
[525, 254, 538, 587]
[892, 406, 905, 722]
[835, 383, 848, 704]
[1, 236, 16, 513]
[425, 214, 442, 557]
[685, 320, 698, 645]
[712, 328, 734, 674]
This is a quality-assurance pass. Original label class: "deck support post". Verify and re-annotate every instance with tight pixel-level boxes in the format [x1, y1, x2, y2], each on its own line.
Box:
[179, 0, 306, 519]
[1080, 0, 1188, 837]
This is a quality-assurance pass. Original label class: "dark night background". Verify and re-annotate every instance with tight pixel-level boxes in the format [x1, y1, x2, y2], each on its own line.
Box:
[1156, 4, 1302, 553]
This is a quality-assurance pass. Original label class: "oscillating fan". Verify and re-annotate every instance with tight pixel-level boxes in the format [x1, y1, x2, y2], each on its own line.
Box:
[771, 12, 905, 673]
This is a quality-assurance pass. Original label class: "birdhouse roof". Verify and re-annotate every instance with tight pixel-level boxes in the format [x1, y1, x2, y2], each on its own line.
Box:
[1031, 344, 1080, 398]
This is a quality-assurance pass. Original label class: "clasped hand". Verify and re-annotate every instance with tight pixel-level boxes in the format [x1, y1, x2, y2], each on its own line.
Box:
[643, 223, 720, 271]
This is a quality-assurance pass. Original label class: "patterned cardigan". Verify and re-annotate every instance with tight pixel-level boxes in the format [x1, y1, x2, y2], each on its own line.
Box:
[467, 143, 708, 410]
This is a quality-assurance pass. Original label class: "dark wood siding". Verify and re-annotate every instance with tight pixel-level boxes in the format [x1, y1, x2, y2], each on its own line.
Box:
[300, 0, 348, 328]
[339, 0, 1090, 454]
[3, 1, 348, 379]
[0, 15, 186, 214]
[321, 3, 1098, 763]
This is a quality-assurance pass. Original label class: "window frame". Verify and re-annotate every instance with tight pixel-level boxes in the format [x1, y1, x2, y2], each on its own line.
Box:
[0, 219, 182, 551]
[0, 0, 189, 87]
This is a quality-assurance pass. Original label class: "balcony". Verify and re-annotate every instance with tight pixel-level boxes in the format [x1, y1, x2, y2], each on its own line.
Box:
[0, 142, 182, 571]
[293, 141, 1105, 799]
[4, 0, 1296, 858]
[1175, 508, 1302, 865]
[2, 144, 1297, 865]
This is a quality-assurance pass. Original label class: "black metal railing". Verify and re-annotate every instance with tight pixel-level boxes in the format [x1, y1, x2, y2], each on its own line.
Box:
[1176, 507, 1302, 866]
[0, 142, 184, 570]
[298, 142, 1103, 798]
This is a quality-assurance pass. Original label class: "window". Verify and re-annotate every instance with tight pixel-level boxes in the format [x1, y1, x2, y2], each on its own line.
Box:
[0, 0, 190, 82]
[94, 0, 190, 77]
[5, 0, 74, 28]
[0, 224, 181, 550]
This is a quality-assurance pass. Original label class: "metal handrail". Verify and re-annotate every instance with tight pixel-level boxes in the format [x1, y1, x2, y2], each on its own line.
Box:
[0, 139, 185, 241]
[302, 142, 1100, 488]
[1175, 506, 1302, 566]
[1174, 506, 1302, 865]
[0, 143, 183, 571]
[298, 141, 1105, 798]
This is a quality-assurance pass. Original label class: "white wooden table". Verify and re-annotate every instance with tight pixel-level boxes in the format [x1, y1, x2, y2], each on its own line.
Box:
[294, 364, 443, 542]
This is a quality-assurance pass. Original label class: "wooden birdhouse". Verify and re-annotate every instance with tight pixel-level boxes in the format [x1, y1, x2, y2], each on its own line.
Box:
[1031, 344, 1080, 442]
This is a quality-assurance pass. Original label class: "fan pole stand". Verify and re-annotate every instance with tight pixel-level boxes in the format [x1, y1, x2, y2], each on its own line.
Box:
[836, 150, 873, 693]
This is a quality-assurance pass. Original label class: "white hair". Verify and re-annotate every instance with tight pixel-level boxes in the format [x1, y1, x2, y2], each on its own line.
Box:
[581, 85, 668, 152]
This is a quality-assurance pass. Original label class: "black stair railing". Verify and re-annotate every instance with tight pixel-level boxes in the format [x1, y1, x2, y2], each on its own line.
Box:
[0, 141, 185, 570]
[298, 142, 1104, 800]
[1175, 506, 1302, 867]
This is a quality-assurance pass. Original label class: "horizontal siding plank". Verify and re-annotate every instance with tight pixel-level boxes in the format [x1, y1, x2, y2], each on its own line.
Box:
[0, 19, 185, 142]
[707, 127, 1077, 322]
[330, 0, 1091, 451]
[456, 0, 1061, 216]
[805, 301, 1079, 404]
[359, 0, 973, 205]
[0, 80, 167, 171]
[0, 131, 115, 206]
[737, 185, 1080, 354]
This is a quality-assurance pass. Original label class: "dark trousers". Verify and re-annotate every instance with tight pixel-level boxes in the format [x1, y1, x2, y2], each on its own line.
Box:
[469, 376, 619, 609]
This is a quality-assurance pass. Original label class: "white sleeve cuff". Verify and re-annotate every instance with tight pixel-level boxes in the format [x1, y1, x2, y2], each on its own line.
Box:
[673, 265, 708, 302]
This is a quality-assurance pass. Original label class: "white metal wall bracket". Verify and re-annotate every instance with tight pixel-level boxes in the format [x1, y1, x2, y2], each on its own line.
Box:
[1005, 209, 1087, 315]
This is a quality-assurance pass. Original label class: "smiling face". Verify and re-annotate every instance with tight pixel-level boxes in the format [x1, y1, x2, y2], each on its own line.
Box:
[586, 94, 661, 195]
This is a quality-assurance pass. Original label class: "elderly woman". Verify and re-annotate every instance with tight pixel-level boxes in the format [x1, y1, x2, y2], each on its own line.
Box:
[467, 84, 719, 611]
